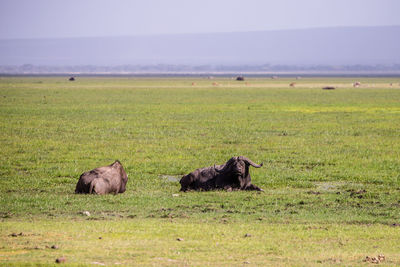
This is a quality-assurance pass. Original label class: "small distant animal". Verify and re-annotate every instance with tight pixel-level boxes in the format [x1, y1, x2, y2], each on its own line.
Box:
[322, 86, 335, 90]
[192, 82, 196, 86]
[236, 76, 245, 81]
[353, 81, 361, 87]
[75, 160, 128, 195]
[290, 82, 296, 87]
[180, 156, 264, 192]
[212, 82, 219, 86]
[271, 76, 278, 79]
[69, 77, 75, 81]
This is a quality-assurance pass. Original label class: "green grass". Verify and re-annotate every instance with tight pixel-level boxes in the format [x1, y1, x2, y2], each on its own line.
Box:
[1, 76, 400, 265]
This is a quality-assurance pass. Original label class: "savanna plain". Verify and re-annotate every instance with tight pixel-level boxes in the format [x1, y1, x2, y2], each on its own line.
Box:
[1, 76, 400, 266]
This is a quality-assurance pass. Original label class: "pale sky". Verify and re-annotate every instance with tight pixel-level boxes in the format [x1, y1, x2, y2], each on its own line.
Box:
[1, 0, 400, 39]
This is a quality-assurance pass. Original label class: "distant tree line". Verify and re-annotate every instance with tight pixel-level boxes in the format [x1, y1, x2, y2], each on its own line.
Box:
[1, 64, 400, 74]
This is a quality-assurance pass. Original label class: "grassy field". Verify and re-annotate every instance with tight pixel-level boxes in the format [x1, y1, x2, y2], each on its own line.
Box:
[1, 76, 400, 266]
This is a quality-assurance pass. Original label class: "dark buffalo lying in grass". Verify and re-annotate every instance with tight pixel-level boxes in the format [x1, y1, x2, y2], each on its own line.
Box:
[75, 160, 128, 195]
[180, 156, 263, 192]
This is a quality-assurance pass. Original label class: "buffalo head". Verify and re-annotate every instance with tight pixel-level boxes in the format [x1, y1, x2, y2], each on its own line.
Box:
[215, 156, 263, 176]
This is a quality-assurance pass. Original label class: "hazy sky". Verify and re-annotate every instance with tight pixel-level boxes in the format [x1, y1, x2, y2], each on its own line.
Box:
[1, 0, 400, 39]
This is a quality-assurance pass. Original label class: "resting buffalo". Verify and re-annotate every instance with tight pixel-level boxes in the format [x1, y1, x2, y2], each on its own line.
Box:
[179, 156, 263, 192]
[75, 160, 128, 195]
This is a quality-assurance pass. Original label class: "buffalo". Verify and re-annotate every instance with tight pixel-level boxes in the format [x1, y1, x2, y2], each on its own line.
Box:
[75, 160, 128, 195]
[179, 156, 264, 192]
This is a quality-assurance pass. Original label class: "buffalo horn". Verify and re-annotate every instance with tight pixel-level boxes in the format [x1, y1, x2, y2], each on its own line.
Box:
[239, 156, 263, 168]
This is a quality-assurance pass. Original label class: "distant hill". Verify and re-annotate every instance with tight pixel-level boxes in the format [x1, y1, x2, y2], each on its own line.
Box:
[0, 26, 399, 66]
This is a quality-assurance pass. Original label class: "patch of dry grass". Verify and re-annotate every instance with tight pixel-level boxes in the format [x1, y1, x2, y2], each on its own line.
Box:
[1, 219, 400, 266]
